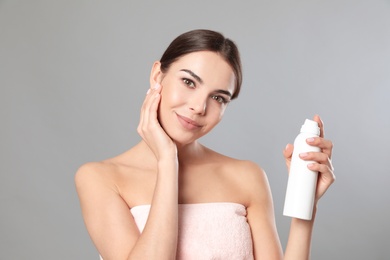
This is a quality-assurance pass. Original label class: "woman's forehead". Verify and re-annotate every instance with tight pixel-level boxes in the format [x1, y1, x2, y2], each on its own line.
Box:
[170, 51, 235, 90]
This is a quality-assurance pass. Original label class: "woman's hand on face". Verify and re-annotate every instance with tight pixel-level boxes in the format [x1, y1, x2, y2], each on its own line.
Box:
[283, 115, 335, 202]
[137, 83, 177, 160]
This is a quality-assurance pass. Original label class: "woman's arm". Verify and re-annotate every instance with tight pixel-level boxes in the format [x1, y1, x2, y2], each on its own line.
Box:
[75, 83, 179, 260]
[283, 207, 316, 260]
[283, 115, 335, 259]
[244, 163, 284, 259]
[75, 158, 178, 260]
[132, 82, 179, 259]
[75, 162, 143, 259]
[127, 158, 178, 260]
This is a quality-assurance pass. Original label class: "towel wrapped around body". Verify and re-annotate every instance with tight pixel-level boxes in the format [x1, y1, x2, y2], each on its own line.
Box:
[131, 202, 254, 260]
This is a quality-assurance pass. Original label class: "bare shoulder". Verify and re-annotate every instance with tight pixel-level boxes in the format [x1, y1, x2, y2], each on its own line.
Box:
[225, 158, 271, 203]
[74, 158, 147, 258]
[75, 148, 156, 208]
[212, 150, 268, 188]
[75, 161, 119, 191]
[75, 161, 114, 177]
[203, 147, 270, 206]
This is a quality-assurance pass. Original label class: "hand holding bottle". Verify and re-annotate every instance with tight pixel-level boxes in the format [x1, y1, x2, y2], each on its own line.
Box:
[283, 115, 335, 220]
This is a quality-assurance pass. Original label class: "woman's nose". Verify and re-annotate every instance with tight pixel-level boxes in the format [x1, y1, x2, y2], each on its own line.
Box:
[189, 97, 207, 115]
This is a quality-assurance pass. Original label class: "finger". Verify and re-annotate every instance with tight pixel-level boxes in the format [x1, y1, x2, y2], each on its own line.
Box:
[308, 160, 333, 172]
[299, 151, 326, 162]
[309, 163, 336, 199]
[146, 83, 161, 116]
[141, 84, 162, 135]
[146, 81, 160, 93]
[309, 163, 335, 193]
[147, 91, 161, 129]
[306, 137, 333, 158]
[313, 114, 324, 138]
[143, 83, 161, 112]
[283, 143, 293, 159]
[138, 84, 160, 135]
[143, 82, 161, 104]
[300, 152, 333, 171]
[283, 143, 294, 171]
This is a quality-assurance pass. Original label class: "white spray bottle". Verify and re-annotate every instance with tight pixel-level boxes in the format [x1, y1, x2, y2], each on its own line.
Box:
[283, 119, 320, 220]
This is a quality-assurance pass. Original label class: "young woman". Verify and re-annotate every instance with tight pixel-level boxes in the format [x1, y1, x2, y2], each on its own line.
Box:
[75, 29, 335, 260]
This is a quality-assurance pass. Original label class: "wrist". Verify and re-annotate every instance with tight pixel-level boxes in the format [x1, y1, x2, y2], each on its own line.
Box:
[159, 142, 178, 159]
[291, 205, 317, 226]
[157, 156, 178, 172]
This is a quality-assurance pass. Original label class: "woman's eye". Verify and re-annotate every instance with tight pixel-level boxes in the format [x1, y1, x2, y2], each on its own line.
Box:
[183, 78, 195, 88]
[211, 95, 228, 104]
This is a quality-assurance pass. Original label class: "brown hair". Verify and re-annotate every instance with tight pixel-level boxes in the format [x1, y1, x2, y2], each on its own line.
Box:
[160, 29, 242, 99]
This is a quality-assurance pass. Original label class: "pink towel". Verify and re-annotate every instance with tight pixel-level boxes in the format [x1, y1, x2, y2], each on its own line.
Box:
[131, 202, 254, 259]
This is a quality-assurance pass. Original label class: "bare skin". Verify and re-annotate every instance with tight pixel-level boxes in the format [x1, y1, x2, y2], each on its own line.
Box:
[75, 51, 335, 260]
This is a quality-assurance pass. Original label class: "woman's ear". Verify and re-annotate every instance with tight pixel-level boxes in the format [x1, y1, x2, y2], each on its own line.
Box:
[150, 61, 163, 87]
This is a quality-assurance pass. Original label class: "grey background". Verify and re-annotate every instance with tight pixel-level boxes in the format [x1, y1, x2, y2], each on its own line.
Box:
[1, 0, 389, 259]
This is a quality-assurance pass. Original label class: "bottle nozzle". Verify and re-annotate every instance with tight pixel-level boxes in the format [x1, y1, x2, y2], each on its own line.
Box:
[300, 119, 320, 136]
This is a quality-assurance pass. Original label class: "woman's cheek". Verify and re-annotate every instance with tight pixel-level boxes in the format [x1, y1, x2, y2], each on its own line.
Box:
[164, 86, 187, 105]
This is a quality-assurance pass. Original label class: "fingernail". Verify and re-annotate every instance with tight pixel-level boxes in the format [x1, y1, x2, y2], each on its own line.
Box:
[300, 152, 308, 158]
[146, 89, 151, 95]
[307, 137, 315, 143]
[153, 83, 160, 89]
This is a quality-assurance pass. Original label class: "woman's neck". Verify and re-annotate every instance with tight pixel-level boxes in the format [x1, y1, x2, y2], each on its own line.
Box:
[176, 141, 205, 165]
[133, 140, 205, 165]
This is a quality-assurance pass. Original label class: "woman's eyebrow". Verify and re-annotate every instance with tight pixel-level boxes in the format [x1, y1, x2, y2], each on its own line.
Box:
[215, 89, 232, 98]
[180, 69, 203, 84]
[180, 69, 232, 97]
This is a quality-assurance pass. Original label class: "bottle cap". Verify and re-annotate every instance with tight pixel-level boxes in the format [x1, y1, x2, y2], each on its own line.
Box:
[300, 119, 320, 136]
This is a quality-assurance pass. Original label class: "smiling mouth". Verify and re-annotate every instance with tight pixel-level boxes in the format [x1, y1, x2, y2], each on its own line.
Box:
[176, 113, 202, 130]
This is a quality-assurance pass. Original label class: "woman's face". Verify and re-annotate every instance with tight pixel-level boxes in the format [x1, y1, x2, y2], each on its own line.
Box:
[157, 51, 235, 145]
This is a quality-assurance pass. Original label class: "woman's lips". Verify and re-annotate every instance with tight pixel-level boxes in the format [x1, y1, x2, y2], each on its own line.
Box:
[176, 113, 202, 130]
